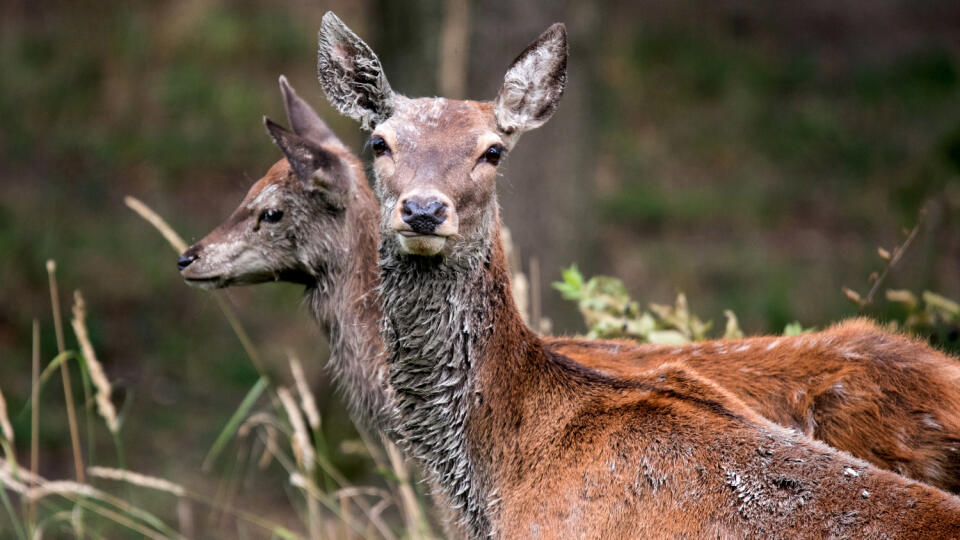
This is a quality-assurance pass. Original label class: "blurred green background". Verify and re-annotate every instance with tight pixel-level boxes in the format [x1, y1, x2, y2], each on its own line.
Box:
[1, 0, 958, 533]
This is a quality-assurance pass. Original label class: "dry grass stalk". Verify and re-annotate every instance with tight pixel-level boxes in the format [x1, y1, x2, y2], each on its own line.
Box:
[30, 318, 40, 524]
[278, 387, 321, 539]
[238, 412, 281, 469]
[25, 480, 97, 502]
[384, 441, 432, 539]
[88, 466, 185, 497]
[277, 387, 315, 473]
[46, 259, 85, 483]
[0, 388, 13, 444]
[124, 196, 188, 253]
[71, 291, 119, 433]
[0, 465, 29, 494]
[289, 356, 321, 431]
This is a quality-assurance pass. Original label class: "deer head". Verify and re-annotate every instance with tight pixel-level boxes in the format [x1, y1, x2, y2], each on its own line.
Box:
[178, 76, 371, 289]
[317, 12, 566, 260]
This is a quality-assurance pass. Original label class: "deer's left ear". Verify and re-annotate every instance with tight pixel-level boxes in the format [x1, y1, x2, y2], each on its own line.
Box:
[493, 23, 567, 137]
[264, 117, 347, 207]
[278, 75, 342, 148]
[317, 11, 395, 131]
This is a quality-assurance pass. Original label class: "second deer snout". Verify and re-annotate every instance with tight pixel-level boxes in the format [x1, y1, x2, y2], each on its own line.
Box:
[401, 196, 448, 235]
[177, 248, 199, 271]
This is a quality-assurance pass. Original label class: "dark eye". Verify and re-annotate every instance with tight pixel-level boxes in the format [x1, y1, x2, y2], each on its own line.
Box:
[260, 209, 283, 224]
[481, 145, 504, 166]
[370, 136, 390, 157]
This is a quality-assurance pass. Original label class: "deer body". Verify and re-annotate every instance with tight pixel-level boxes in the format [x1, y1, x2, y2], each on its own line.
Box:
[317, 12, 960, 538]
[551, 319, 960, 494]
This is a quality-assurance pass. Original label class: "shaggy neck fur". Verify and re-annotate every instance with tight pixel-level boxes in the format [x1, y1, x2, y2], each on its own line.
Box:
[304, 188, 392, 433]
[379, 224, 531, 538]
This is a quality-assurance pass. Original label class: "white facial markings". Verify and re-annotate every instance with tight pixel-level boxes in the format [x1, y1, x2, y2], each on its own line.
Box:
[416, 97, 447, 126]
[248, 183, 281, 210]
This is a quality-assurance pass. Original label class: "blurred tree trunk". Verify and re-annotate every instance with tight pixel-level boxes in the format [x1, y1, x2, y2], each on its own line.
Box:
[370, 0, 444, 96]
[468, 0, 603, 332]
[438, 0, 470, 98]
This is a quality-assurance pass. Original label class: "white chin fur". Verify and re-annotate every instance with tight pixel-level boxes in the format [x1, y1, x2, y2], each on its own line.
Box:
[183, 277, 222, 290]
[398, 234, 447, 256]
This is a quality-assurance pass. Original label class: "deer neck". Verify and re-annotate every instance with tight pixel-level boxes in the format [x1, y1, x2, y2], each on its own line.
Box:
[379, 220, 536, 538]
[306, 192, 392, 433]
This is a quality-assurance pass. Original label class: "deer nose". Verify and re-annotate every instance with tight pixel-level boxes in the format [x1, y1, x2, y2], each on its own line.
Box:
[401, 197, 447, 234]
[177, 253, 198, 271]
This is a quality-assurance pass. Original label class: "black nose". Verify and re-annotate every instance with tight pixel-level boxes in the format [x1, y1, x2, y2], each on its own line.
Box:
[401, 197, 447, 234]
[177, 253, 197, 271]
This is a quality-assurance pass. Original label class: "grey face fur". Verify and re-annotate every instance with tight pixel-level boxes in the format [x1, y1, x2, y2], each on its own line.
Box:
[318, 13, 567, 538]
[179, 77, 390, 431]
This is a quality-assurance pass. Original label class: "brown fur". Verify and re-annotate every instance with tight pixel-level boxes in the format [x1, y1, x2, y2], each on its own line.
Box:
[472, 237, 960, 538]
[549, 321, 960, 494]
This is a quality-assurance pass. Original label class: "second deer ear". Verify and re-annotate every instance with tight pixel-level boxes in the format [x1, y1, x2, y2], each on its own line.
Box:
[278, 75, 342, 148]
[264, 117, 347, 207]
[317, 11, 395, 131]
[493, 23, 568, 137]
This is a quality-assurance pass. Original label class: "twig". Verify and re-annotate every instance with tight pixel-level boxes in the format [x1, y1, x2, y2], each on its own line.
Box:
[851, 207, 926, 310]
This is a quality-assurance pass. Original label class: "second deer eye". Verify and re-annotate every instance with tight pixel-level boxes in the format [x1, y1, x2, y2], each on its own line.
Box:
[370, 136, 391, 157]
[260, 209, 283, 224]
[481, 145, 505, 166]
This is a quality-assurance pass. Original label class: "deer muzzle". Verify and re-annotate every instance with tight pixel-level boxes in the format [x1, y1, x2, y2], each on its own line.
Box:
[391, 190, 458, 256]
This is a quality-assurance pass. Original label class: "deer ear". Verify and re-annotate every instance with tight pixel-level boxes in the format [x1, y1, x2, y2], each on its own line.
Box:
[493, 23, 567, 137]
[317, 11, 395, 131]
[264, 117, 347, 206]
[278, 75, 342, 148]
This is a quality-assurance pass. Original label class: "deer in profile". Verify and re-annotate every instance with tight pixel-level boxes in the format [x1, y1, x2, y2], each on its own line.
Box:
[177, 76, 388, 433]
[318, 12, 960, 538]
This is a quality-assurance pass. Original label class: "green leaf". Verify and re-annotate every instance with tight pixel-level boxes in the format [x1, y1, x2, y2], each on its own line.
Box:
[203, 376, 269, 472]
[923, 291, 960, 318]
[723, 310, 744, 339]
[553, 265, 585, 300]
[647, 330, 690, 345]
[885, 289, 918, 311]
[783, 321, 813, 336]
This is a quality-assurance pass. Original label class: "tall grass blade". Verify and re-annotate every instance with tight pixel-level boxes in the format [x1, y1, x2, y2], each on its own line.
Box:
[30, 319, 39, 530]
[0, 476, 27, 540]
[203, 377, 269, 472]
[46, 260, 85, 483]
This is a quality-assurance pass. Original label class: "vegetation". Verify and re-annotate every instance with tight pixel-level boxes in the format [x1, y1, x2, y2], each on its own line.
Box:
[0, 202, 436, 539]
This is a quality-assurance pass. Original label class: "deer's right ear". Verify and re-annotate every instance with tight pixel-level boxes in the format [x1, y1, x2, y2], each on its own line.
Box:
[317, 11, 395, 131]
[264, 117, 348, 205]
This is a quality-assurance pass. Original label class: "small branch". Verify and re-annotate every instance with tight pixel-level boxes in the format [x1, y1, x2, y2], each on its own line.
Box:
[858, 207, 926, 310]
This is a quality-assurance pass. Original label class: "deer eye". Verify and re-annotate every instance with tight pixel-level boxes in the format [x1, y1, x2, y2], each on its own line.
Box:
[480, 144, 505, 166]
[370, 136, 391, 157]
[260, 209, 283, 224]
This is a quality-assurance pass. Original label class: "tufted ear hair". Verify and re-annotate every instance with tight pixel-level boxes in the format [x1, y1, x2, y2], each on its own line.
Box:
[317, 11, 395, 131]
[493, 23, 568, 138]
[278, 75, 342, 148]
[264, 117, 348, 207]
